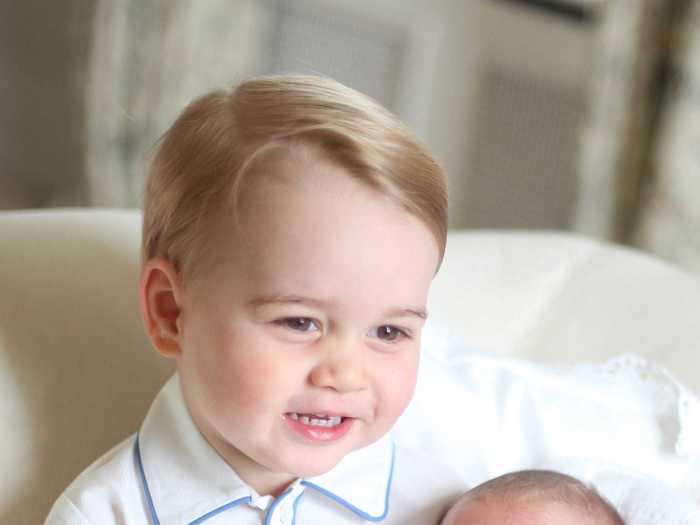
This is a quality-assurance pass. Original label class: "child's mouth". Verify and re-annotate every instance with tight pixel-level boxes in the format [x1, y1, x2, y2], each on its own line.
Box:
[284, 412, 354, 442]
[288, 412, 343, 427]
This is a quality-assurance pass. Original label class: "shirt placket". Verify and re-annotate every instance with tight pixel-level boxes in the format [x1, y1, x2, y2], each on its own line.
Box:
[262, 482, 305, 525]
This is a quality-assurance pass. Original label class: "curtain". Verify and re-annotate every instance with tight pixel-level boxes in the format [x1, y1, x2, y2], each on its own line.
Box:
[574, 0, 700, 271]
[573, 0, 665, 241]
[634, 0, 700, 271]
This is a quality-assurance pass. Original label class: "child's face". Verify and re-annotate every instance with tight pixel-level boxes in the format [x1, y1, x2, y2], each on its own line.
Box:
[174, 154, 439, 493]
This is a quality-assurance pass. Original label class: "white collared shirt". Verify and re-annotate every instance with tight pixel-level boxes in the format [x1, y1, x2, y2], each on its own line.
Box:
[45, 375, 463, 524]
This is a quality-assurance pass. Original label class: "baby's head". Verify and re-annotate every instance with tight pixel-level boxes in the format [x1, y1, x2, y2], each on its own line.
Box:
[138, 75, 447, 495]
[442, 470, 624, 525]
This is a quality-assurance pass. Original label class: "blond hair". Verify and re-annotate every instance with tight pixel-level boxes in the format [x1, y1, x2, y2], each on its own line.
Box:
[142, 75, 448, 280]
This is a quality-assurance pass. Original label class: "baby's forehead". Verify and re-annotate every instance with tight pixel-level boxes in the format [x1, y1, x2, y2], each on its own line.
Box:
[447, 493, 594, 525]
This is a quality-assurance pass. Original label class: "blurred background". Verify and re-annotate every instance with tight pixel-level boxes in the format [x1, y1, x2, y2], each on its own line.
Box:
[3, 0, 699, 271]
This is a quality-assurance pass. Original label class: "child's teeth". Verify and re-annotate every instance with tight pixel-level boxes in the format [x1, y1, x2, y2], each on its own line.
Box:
[289, 413, 343, 427]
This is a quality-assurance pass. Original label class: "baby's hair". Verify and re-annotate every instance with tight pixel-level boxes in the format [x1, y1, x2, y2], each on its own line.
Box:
[444, 470, 624, 525]
[142, 74, 448, 281]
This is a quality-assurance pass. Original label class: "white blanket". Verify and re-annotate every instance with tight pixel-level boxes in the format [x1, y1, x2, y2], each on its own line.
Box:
[393, 324, 700, 523]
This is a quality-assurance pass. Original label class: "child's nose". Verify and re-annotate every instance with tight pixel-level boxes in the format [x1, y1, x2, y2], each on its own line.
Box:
[308, 337, 368, 393]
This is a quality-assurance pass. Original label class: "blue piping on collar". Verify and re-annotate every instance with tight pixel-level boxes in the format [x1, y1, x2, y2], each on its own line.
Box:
[263, 487, 293, 525]
[300, 441, 395, 522]
[292, 490, 304, 525]
[135, 434, 395, 523]
[134, 434, 252, 525]
[135, 434, 162, 525]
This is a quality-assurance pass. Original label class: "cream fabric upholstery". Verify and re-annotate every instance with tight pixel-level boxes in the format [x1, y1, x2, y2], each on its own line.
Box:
[1, 209, 698, 524]
[0, 210, 173, 524]
[429, 231, 700, 394]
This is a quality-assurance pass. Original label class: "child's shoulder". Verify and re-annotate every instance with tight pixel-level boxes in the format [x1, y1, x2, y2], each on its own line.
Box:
[45, 434, 144, 525]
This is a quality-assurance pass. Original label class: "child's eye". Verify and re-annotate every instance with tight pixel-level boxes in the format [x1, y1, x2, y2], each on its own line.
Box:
[368, 325, 409, 343]
[276, 317, 319, 333]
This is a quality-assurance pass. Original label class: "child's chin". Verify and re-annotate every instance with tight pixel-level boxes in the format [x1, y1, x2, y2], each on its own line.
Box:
[287, 453, 345, 479]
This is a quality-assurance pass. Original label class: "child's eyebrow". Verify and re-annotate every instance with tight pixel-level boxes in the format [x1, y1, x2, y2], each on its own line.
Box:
[248, 294, 428, 320]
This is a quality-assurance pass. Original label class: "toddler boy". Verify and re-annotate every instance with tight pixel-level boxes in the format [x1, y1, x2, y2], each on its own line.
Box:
[441, 470, 624, 525]
[45, 75, 460, 524]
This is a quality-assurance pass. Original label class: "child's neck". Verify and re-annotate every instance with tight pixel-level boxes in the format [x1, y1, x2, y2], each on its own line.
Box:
[257, 475, 297, 498]
[209, 437, 297, 497]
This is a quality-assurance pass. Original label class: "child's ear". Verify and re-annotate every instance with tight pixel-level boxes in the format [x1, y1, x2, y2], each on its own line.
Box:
[139, 258, 185, 358]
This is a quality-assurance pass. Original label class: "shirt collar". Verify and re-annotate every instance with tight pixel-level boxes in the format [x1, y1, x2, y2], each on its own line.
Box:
[302, 433, 394, 521]
[137, 374, 395, 524]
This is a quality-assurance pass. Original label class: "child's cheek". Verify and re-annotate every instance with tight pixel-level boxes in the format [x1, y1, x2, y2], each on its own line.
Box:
[210, 332, 294, 410]
[377, 351, 419, 419]
[232, 358, 287, 408]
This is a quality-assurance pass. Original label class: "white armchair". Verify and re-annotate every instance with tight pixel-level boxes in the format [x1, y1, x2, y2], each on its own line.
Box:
[1, 209, 698, 524]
